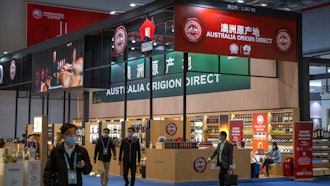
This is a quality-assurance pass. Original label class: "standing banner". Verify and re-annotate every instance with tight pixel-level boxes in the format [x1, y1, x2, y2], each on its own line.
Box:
[252, 113, 268, 153]
[229, 120, 243, 145]
[175, 4, 297, 62]
[294, 121, 313, 180]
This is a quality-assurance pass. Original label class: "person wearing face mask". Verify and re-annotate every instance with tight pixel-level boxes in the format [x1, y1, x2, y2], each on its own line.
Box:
[43, 123, 92, 186]
[119, 127, 141, 186]
[94, 128, 116, 186]
[207, 131, 233, 186]
[262, 142, 281, 176]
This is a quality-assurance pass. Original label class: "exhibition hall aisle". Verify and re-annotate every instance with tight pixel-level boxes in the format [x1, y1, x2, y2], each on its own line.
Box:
[83, 175, 330, 186]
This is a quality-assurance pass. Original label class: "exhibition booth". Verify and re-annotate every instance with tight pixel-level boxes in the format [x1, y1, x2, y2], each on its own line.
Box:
[1, 0, 325, 185]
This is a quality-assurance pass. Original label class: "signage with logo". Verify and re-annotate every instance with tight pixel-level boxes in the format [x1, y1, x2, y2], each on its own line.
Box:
[140, 17, 156, 40]
[175, 4, 297, 62]
[27, 3, 111, 46]
[252, 113, 268, 153]
[294, 121, 313, 180]
[113, 25, 128, 55]
[93, 53, 250, 103]
[194, 157, 207, 173]
[0, 65, 3, 84]
[9, 60, 16, 81]
[229, 120, 243, 144]
[166, 123, 177, 136]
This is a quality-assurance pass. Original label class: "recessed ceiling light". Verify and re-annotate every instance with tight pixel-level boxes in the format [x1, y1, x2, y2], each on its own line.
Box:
[3, 51, 8, 54]
[237, 0, 244, 3]
[260, 3, 267, 7]
[130, 3, 137, 7]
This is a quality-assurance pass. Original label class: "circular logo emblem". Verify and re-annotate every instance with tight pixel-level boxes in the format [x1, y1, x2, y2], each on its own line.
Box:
[182, 18, 204, 42]
[32, 9, 43, 19]
[275, 29, 292, 52]
[166, 123, 177, 136]
[10, 60, 16, 81]
[0, 65, 3, 84]
[114, 25, 127, 54]
[257, 115, 264, 124]
[194, 157, 207, 173]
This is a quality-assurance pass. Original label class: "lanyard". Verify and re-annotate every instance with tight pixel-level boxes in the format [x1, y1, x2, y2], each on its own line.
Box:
[101, 138, 111, 150]
[64, 151, 77, 170]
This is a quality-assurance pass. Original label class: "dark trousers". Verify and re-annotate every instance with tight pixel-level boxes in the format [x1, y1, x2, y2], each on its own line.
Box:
[123, 161, 136, 186]
[263, 158, 274, 175]
[219, 162, 229, 186]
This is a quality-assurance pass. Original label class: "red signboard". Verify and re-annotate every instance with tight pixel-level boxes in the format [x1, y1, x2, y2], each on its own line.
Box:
[27, 3, 111, 46]
[294, 121, 313, 180]
[229, 120, 243, 144]
[175, 4, 297, 62]
[252, 113, 268, 153]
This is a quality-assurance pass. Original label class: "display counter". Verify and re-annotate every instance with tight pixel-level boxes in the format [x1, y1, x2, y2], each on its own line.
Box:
[145, 148, 250, 182]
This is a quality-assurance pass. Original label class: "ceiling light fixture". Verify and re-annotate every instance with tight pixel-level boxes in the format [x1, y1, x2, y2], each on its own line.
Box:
[130, 3, 144, 7]
[260, 3, 267, 7]
[110, 10, 125, 15]
[237, 0, 244, 3]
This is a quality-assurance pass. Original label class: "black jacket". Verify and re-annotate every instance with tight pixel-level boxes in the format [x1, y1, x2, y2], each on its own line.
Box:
[94, 137, 116, 162]
[43, 143, 92, 186]
[210, 140, 233, 169]
[119, 137, 141, 164]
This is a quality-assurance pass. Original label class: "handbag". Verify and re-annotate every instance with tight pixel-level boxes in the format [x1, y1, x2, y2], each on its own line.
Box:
[224, 170, 238, 185]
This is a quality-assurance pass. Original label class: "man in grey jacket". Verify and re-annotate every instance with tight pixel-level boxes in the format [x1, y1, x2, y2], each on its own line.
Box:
[208, 131, 234, 186]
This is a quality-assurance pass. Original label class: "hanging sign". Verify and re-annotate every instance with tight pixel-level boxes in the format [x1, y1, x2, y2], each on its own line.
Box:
[175, 4, 297, 62]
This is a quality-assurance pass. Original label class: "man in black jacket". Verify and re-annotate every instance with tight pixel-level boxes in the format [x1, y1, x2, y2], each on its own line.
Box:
[208, 131, 234, 186]
[43, 123, 92, 186]
[119, 127, 141, 186]
[94, 128, 116, 186]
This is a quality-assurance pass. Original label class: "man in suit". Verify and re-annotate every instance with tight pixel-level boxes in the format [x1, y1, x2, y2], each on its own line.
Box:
[208, 131, 234, 186]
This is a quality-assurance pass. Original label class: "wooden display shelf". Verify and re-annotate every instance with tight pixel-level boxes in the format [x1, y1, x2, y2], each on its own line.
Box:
[270, 133, 293, 136]
[313, 142, 330, 146]
[313, 149, 330, 153]
[313, 157, 330, 160]
[313, 162, 330, 168]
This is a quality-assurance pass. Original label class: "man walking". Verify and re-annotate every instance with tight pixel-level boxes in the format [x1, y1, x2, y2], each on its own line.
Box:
[94, 128, 116, 186]
[208, 131, 234, 186]
[119, 127, 141, 186]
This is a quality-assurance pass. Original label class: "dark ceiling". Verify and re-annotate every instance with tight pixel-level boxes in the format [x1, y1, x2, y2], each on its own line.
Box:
[222, 0, 330, 12]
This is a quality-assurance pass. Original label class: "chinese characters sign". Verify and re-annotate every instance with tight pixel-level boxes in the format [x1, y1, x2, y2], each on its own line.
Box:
[294, 121, 313, 180]
[175, 4, 297, 62]
[252, 113, 268, 153]
[229, 120, 243, 144]
[93, 52, 250, 103]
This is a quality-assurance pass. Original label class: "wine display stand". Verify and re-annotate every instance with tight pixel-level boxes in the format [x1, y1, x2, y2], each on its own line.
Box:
[312, 138, 330, 176]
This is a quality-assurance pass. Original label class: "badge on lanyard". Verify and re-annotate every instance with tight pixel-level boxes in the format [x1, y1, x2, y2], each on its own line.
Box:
[102, 139, 110, 155]
[68, 170, 77, 184]
[103, 148, 108, 155]
[64, 151, 78, 184]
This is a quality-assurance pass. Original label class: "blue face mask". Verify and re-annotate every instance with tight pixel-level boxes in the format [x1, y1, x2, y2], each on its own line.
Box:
[128, 132, 133, 138]
[103, 133, 109, 138]
[66, 136, 77, 145]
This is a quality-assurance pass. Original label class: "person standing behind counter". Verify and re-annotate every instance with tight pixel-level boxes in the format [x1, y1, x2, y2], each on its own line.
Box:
[44, 123, 92, 186]
[208, 131, 234, 186]
[262, 142, 281, 176]
[119, 127, 141, 186]
[94, 128, 116, 186]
